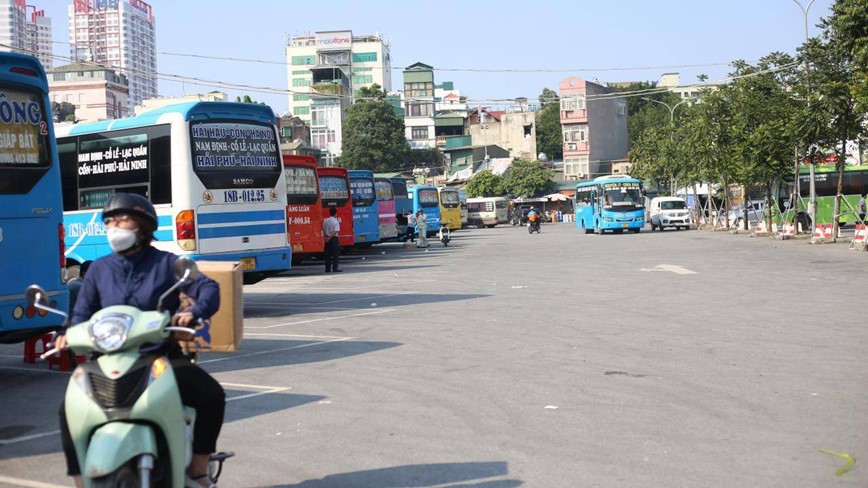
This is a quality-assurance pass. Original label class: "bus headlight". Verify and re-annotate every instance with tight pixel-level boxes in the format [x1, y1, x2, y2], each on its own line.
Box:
[89, 313, 133, 352]
[603, 217, 613, 222]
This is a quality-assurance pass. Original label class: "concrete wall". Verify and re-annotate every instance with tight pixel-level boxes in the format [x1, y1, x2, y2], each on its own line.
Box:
[585, 81, 629, 163]
[469, 111, 536, 160]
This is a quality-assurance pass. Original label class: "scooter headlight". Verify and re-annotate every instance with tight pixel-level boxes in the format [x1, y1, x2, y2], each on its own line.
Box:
[88, 313, 134, 352]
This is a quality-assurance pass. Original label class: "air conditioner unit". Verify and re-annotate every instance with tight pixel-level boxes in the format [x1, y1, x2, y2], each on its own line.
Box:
[567, 143, 577, 151]
[577, 172, 586, 178]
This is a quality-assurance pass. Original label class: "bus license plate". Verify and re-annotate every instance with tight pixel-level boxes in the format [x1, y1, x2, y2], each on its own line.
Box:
[292, 244, 303, 252]
[241, 257, 256, 271]
[622, 223, 628, 228]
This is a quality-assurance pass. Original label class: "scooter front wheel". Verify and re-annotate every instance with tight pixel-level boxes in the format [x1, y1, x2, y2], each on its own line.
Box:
[91, 462, 139, 488]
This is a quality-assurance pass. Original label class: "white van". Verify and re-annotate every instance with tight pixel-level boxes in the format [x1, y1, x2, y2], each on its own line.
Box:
[649, 197, 691, 231]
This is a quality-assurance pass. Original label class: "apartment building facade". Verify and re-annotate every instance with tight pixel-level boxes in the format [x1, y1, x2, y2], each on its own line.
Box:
[68, 0, 157, 114]
[559, 76, 629, 180]
[286, 30, 391, 124]
[48, 62, 129, 121]
[0, 0, 52, 69]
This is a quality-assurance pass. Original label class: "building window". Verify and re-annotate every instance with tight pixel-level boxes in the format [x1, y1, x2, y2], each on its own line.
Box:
[292, 77, 311, 87]
[563, 127, 587, 143]
[352, 67, 372, 73]
[411, 126, 429, 140]
[294, 106, 310, 115]
[292, 69, 310, 75]
[352, 74, 373, 85]
[291, 55, 315, 66]
[293, 94, 310, 101]
[311, 129, 336, 148]
[311, 106, 329, 127]
[405, 101, 433, 117]
[404, 82, 433, 98]
[560, 95, 586, 111]
[352, 52, 377, 63]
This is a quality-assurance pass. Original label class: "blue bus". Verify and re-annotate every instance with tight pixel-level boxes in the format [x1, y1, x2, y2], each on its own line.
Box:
[408, 185, 441, 236]
[56, 102, 291, 284]
[0, 52, 70, 342]
[348, 170, 380, 246]
[575, 175, 645, 234]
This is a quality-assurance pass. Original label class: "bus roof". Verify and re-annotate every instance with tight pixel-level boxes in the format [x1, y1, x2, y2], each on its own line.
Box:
[316, 166, 348, 177]
[0, 52, 49, 93]
[577, 176, 642, 188]
[282, 154, 317, 168]
[59, 101, 277, 136]
[348, 169, 374, 178]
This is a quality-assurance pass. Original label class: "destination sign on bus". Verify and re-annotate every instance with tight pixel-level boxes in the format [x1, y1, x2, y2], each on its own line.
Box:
[0, 88, 49, 167]
[320, 176, 349, 200]
[77, 133, 149, 189]
[191, 122, 279, 171]
[285, 166, 318, 196]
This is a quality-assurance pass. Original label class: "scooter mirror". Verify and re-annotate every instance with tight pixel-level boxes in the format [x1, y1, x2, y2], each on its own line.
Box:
[24, 285, 48, 306]
[173, 257, 199, 283]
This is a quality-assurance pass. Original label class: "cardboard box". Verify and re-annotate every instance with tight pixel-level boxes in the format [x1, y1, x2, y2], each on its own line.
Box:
[179, 261, 243, 353]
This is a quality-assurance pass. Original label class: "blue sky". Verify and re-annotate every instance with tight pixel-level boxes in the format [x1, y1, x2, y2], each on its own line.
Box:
[42, 0, 835, 114]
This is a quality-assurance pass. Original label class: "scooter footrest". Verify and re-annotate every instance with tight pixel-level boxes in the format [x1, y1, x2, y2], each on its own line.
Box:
[209, 451, 234, 462]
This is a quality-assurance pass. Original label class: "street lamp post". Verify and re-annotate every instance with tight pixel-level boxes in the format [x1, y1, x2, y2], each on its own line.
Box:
[641, 97, 690, 194]
[792, 0, 817, 233]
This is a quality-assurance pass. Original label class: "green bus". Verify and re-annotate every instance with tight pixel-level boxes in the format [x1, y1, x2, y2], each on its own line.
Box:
[784, 164, 868, 225]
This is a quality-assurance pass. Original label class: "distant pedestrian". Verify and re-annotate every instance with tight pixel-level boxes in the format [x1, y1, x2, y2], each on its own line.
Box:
[416, 210, 429, 248]
[406, 210, 417, 243]
[859, 193, 866, 224]
[322, 208, 342, 273]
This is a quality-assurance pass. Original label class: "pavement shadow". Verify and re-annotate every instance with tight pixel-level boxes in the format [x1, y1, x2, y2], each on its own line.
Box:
[273, 461, 522, 488]
[223, 389, 325, 423]
[199, 339, 401, 375]
[243, 293, 491, 318]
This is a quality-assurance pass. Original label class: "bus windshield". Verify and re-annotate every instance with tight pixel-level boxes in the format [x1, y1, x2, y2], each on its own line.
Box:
[391, 180, 408, 198]
[0, 86, 51, 194]
[419, 189, 439, 207]
[190, 121, 281, 189]
[375, 179, 393, 201]
[350, 178, 376, 207]
[603, 183, 643, 210]
[320, 175, 349, 204]
[440, 191, 460, 208]
[285, 165, 318, 204]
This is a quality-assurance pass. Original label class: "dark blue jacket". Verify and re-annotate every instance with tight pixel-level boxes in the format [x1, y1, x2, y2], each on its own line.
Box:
[71, 246, 220, 325]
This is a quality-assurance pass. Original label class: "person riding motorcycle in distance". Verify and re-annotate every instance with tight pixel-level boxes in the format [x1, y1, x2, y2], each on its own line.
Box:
[527, 206, 540, 224]
[54, 193, 225, 488]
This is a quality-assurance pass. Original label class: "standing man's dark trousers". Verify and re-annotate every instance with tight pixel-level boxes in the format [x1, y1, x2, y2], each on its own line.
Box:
[325, 236, 340, 272]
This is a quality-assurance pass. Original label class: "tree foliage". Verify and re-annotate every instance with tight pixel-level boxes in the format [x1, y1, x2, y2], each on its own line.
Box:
[338, 83, 411, 171]
[465, 169, 504, 197]
[535, 88, 562, 161]
[235, 95, 264, 104]
[501, 159, 556, 198]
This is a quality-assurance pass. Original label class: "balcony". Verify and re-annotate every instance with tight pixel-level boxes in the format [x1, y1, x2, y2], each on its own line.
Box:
[563, 141, 589, 153]
[560, 108, 587, 123]
[436, 135, 447, 147]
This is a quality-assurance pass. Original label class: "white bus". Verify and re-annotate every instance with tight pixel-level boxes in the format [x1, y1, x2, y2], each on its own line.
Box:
[57, 102, 290, 284]
[466, 197, 510, 228]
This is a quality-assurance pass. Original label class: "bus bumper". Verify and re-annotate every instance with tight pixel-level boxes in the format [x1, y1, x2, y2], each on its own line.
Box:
[0, 289, 69, 343]
[189, 247, 291, 274]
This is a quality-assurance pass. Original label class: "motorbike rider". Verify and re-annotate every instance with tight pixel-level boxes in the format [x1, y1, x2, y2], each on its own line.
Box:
[527, 206, 541, 229]
[54, 193, 225, 488]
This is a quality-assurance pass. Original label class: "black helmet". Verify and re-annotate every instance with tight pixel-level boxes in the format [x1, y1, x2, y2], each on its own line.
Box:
[102, 193, 158, 231]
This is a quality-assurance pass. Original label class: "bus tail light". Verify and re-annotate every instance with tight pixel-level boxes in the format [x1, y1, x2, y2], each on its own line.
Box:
[176, 210, 196, 251]
[10, 66, 38, 77]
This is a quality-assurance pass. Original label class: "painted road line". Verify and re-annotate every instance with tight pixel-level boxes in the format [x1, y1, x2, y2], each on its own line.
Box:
[220, 382, 292, 402]
[0, 476, 66, 488]
[244, 333, 356, 340]
[639, 264, 699, 275]
[198, 337, 352, 365]
[0, 430, 60, 446]
[226, 388, 291, 402]
[245, 309, 395, 330]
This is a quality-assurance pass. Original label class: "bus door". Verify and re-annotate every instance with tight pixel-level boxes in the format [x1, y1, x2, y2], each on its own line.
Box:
[284, 155, 323, 262]
[317, 168, 354, 249]
[0, 53, 69, 342]
[348, 171, 380, 245]
[375, 178, 398, 240]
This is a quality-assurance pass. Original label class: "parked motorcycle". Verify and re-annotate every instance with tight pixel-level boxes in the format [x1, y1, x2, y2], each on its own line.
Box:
[439, 225, 451, 247]
[30, 257, 232, 488]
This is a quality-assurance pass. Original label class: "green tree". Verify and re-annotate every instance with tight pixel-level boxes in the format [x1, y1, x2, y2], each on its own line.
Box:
[535, 88, 562, 161]
[234, 95, 264, 104]
[338, 84, 410, 171]
[501, 159, 556, 198]
[465, 169, 504, 197]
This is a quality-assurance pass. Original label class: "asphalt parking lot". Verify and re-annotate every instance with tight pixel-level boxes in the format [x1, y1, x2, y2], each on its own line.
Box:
[1, 223, 866, 487]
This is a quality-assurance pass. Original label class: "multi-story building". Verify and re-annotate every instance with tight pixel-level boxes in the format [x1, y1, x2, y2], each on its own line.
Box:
[468, 104, 537, 160]
[559, 76, 629, 180]
[400, 62, 436, 150]
[135, 90, 227, 115]
[286, 30, 391, 124]
[0, 0, 53, 70]
[68, 0, 157, 114]
[48, 62, 128, 121]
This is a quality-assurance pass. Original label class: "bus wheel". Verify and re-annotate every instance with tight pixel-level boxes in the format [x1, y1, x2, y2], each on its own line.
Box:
[632, 228, 641, 234]
[476, 223, 485, 229]
[486, 225, 495, 228]
[594, 223, 602, 235]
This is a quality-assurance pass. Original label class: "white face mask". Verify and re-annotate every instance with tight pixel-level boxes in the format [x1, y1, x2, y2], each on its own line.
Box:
[107, 227, 139, 253]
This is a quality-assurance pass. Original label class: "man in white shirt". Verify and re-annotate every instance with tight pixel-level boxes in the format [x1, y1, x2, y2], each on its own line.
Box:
[322, 207, 342, 273]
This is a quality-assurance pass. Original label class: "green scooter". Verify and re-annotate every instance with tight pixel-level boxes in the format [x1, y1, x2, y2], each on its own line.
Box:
[29, 258, 232, 487]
